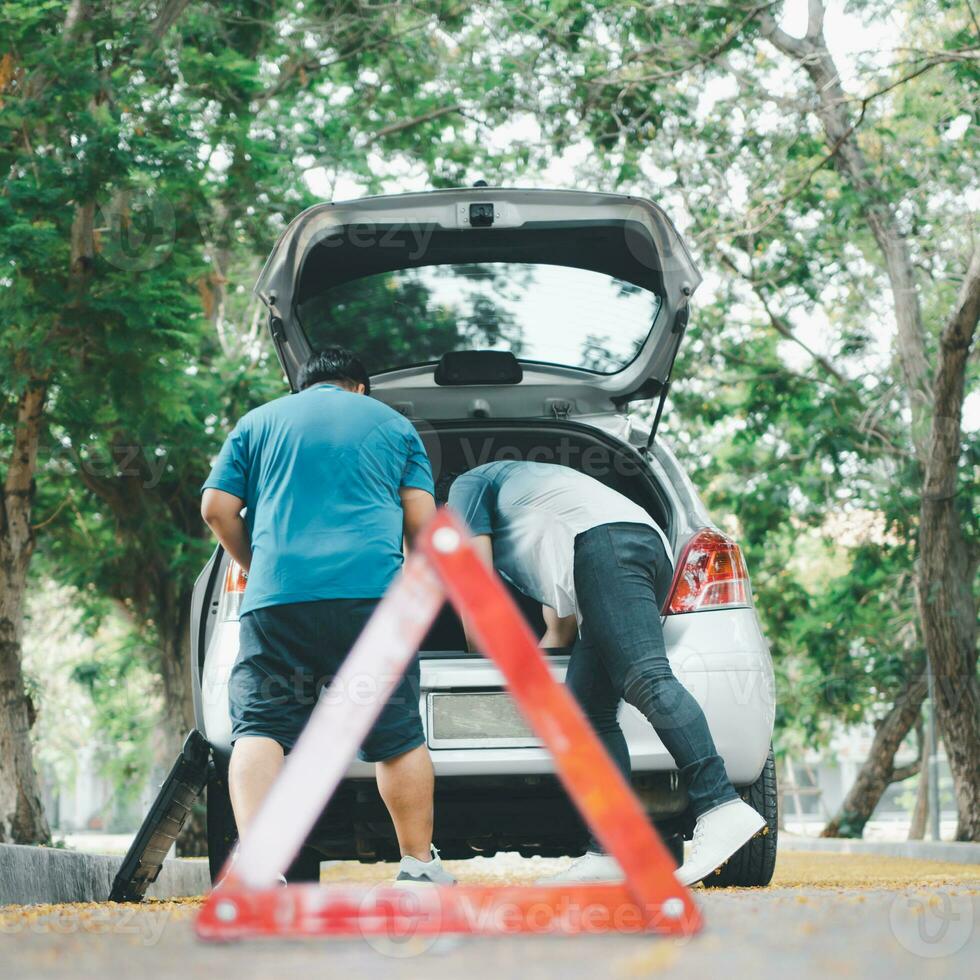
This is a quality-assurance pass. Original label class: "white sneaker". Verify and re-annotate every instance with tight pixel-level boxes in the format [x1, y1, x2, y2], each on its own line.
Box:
[394, 845, 457, 886]
[676, 799, 766, 886]
[543, 851, 623, 884]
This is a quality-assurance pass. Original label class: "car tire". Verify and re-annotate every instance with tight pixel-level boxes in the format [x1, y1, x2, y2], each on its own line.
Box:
[285, 846, 324, 883]
[701, 746, 778, 888]
[206, 763, 237, 883]
[663, 832, 684, 869]
[206, 764, 323, 883]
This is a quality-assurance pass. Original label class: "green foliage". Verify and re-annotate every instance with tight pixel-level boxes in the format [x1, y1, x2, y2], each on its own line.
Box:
[69, 629, 161, 816]
[441, 0, 979, 747]
[1, 0, 510, 805]
[3, 0, 977, 814]
[22, 585, 160, 826]
[661, 308, 925, 748]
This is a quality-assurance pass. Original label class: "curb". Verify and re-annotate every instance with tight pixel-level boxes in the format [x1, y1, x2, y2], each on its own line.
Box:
[0, 843, 209, 906]
[779, 835, 980, 866]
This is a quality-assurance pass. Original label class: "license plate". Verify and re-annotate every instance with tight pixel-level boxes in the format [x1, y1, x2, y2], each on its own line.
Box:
[427, 692, 540, 748]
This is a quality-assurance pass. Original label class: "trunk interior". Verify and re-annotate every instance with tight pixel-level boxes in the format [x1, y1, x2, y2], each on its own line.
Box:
[416, 419, 672, 654]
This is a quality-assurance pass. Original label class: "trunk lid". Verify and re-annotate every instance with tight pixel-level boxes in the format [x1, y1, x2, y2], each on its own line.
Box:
[255, 187, 701, 420]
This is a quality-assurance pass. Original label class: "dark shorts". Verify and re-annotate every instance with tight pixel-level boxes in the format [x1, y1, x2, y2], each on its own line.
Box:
[229, 598, 424, 763]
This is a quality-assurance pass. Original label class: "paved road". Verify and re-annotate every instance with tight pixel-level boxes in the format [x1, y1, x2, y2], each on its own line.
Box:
[2, 853, 977, 978]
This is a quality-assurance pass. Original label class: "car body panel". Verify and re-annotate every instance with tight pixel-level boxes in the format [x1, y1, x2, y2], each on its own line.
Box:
[253, 188, 701, 410]
[190, 414, 772, 795]
[198, 606, 772, 787]
[189, 189, 775, 860]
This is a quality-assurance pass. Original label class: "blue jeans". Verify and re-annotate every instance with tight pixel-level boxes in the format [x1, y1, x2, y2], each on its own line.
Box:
[567, 523, 738, 832]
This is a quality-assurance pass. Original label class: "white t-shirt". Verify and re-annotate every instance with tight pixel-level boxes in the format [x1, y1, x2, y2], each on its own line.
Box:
[447, 461, 672, 620]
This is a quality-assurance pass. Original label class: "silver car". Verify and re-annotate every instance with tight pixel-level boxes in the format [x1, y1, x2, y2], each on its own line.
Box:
[190, 187, 777, 889]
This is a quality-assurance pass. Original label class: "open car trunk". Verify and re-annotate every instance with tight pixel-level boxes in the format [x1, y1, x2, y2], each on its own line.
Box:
[416, 419, 671, 655]
[256, 188, 702, 431]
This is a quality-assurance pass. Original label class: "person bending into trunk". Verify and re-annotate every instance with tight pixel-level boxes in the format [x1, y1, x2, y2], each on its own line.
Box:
[201, 347, 454, 887]
[447, 460, 763, 886]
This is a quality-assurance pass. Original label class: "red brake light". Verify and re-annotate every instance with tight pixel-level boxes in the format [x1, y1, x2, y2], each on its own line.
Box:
[218, 561, 248, 621]
[665, 529, 752, 615]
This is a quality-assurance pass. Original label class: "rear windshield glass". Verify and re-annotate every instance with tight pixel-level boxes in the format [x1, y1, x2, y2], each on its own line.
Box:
[295, 263, 662, 375]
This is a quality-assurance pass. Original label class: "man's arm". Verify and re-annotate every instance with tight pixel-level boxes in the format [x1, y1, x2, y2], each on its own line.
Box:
[541, 605, 577, 649]
[445, 471, 496, 651]
[458, 533, 494, 652]
[469, 533, 493, 568]
[400, 487, 436, 549]
[201, 488, 252, 571]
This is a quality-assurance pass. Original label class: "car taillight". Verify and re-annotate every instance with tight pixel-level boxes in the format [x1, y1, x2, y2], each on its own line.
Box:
[218, 561, 248, 622]
[665, 529, 753, 615]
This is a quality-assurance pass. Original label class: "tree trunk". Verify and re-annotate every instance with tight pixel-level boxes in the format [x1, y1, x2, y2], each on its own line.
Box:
[156, 590, 196, 746]
[916, 252, 980, 840]
[0, 0, 97, 846]
[821, 671, 926, 838]
[761, 0, 980, 843]
[760, 4, 931, 451]
[0, 383, 52, 843]
[908, 736, 928, 841]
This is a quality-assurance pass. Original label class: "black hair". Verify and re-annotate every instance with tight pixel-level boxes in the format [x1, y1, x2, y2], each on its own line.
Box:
[297, 347, 371, 394]
[435, 469, 465, 503]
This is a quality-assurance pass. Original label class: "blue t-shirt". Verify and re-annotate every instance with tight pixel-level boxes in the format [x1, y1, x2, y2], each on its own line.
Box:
[202, 384, 434, 615]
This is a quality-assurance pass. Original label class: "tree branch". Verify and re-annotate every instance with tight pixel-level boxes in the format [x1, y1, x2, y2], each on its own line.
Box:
[935, 249, 980, 420]
[891, 760, 921, 783]
[923, 249, 980, 501]
[757, 293, 848, 386]
[757, 9, 808, 59]
[611, 3, 771, 82]
[712, 247, 849, 386]
[806, 0, 826, 40]
[366, 103, 463, 143]
[147, 0, 191, 45]
[757, 4, 934, 460]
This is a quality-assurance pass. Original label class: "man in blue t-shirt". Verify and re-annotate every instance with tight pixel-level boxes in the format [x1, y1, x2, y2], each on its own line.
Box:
[201, 348, 453, 886]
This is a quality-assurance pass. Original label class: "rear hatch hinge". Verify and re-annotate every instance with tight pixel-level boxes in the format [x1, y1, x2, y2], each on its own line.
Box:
[265, 297, 296, 391]
[546, 398, 572, 420]
[643, 381, 671, 457]
[642, 302, 690, 455]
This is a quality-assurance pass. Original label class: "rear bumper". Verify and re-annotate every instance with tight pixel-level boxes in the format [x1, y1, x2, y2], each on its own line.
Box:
[392, 607, 771, 784]
[200, 608, 774, 786]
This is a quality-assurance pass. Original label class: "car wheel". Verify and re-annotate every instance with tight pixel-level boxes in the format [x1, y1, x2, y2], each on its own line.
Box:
[663, 832, 684, 868]
[285, 846, 324, 883]
[701, 746, 777, 888]
[206, 763, 237, 883]
[206, 763, 323, 883]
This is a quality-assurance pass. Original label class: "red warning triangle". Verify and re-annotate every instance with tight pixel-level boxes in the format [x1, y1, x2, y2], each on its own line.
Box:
[196, 508, 701, 939]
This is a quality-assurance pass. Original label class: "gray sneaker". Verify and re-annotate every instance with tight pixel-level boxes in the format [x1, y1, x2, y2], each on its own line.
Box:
[394, 845, 457, 886]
